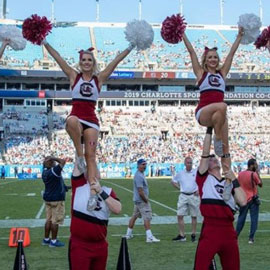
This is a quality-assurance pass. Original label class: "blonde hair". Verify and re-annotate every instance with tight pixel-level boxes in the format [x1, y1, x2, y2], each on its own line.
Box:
[201, 48, 220, 71]
[78, 51, 100, 75]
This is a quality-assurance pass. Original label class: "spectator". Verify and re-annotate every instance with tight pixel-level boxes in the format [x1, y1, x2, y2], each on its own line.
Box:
[125, 158, 160, 243]
[171, 157, 200, 242]
[42, 156, 67, 248]
[1, 165, 5, 179]
[14, 166, 18, 178]
[236, 158, 263, 244]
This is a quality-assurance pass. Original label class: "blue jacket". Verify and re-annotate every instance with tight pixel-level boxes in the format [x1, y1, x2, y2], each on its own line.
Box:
[42, 164, 66, 201]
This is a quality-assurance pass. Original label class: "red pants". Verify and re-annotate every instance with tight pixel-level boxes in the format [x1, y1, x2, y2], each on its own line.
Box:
[69, 237, 108, 270]
[194, 221, 240, 270]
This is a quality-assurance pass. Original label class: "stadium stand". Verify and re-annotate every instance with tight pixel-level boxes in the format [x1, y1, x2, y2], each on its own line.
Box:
[2, 105, 270, 173]
[0, 23, 269, 72]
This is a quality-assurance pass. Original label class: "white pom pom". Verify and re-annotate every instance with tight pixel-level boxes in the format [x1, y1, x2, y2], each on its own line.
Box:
[238, 13, 261, 45]
[0, 25, 26, 50]
[125, 19, 154, 51]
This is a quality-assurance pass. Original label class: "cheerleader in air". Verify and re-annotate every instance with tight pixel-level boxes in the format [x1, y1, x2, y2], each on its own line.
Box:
[22, 15, 154, 210]
[182, 27, 243, 171]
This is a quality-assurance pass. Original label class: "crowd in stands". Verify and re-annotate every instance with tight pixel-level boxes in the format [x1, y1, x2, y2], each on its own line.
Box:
[3, 110, 48, 135]
[1, 26, 270, 72]
[2, 105, 270, 174]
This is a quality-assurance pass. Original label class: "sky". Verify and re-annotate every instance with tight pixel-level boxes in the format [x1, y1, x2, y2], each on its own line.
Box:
[2, 0, 270, 26]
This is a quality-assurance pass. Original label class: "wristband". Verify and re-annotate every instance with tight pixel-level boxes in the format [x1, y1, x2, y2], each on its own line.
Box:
[41, 39, 48, 45]
[232, 179, 240, 189]
[206, 127, 213, 134]
[99, 190, 109, 200]
[201, 155, 210, 158]
[127, 43, 135, 51]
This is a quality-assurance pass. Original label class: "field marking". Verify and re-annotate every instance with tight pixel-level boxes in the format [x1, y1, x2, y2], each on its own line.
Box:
[35, 203, 45, 219]
[104, 181, 177, 213]
[26, 193, 36, 196]
[2, 214, 270, 228]
[261, 199, 270, 203]
[0, 180, 17, 186]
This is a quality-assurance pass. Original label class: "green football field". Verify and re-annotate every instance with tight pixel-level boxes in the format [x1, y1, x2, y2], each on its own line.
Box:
[0, 177, 270, 269]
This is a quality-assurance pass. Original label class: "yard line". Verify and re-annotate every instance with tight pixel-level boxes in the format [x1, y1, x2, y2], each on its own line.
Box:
[0, 180, 17, 186]
[261, 199, 270, 203]
[102, 181, 177, 213]
[35, 203, 45, 219]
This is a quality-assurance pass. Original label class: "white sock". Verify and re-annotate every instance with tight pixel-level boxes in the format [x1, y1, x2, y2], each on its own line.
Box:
[146, 230, 153, 238]
[44, 238, 50, 241]
[126, 228, 133, 236]
[51, 239, 56, 243]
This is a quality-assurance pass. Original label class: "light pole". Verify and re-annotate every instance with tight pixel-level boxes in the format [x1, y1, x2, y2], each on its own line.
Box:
[51, 0, 55, 23]
[139, 0, 142, 20]
[220, 0, 224, 25]
[259, 0, 263, 24]
[96, 0, 100, 22]
[180, 0, 183, 15]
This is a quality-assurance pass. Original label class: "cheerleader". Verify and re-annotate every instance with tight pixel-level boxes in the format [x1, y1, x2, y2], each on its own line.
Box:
[182, 27, 244, 171]
[43, 41, 134, 210]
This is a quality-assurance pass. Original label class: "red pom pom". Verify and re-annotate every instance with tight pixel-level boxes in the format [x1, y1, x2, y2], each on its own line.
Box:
[254, 26, 270, 49]
[22, 14, 52, 45]
[161, 14, 187, 44]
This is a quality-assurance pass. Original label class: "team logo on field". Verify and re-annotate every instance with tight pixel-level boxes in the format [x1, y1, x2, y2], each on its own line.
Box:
[208, 74, 221, 87]
[214, 184, 224, 197]
[80, 82, 94, 97]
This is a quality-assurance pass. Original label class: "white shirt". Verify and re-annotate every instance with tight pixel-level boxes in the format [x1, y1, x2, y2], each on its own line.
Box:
[172, 168, 198, 193]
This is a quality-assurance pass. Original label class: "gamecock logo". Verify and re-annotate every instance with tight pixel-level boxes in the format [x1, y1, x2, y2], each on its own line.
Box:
[80, 82, 94, 97]
[214, 184, 224, 198]
[208, 74, 221, 87]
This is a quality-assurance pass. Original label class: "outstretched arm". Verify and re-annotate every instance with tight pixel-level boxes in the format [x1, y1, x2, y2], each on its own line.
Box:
[198, 127, 213, 174]
[0, 39, 10, 59]
[267, 41, 270, 54]
[43, 42, 77, 83]
[220, 27, 244, 77]
[98, 47, 133, 87]
[182, 33, 204, 79]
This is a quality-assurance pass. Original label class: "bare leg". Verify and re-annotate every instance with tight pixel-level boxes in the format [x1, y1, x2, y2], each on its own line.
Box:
[191, 217, 197, 235]
[221, 118, 231, 172]
[84, 128, 99, 193]
[199, 103, 227, 140]
[178, 216, 185, 236]
[66, 116, 83, 157]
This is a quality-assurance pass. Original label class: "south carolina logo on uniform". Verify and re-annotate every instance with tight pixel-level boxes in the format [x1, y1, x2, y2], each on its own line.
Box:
[80, 82, 94, 97]
[215, 184, 224, 198]
[208, 74, 221, 87]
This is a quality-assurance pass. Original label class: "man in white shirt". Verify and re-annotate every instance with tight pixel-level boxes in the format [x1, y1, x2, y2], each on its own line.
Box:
[171, 157, 200, 242]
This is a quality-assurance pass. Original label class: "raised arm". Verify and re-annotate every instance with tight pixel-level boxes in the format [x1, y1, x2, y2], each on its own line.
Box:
[220, 27, 244, 77]
[98, 47, 132, 87]
[267, 41, 270, 54]
[198, 127, 213, 174]
[43, 42, 77, 83]
[182, 33, 204, 79]
[91, 181, 122, 214]
[0, 39, 10, 59]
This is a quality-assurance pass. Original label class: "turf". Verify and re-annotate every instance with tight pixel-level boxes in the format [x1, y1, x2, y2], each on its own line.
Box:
[0, 177, 270, 269]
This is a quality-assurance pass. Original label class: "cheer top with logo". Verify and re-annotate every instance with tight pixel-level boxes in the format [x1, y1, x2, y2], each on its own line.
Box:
[195, 71, 225, 116]
[196, 171, 237, 224]
[70, 73, 100, 131]
[70, 174, 118, 242]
